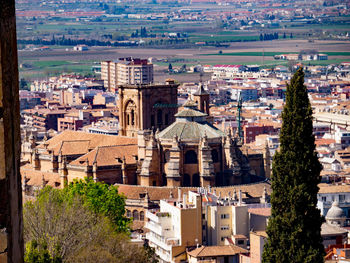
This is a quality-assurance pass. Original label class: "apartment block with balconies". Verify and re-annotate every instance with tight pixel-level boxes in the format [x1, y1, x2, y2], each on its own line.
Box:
[101, 58, 153, 92]
[145, 191, 202, 263]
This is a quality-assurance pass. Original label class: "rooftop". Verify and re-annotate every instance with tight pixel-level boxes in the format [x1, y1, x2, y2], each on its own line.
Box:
[187, 245, 248, 258]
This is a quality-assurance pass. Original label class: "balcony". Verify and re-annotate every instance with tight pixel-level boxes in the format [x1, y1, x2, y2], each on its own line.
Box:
[145, 221, 163, 236]
[146, 210, 159, 223]
[156, 248, 172, 263]
[146, 232, 171, 251]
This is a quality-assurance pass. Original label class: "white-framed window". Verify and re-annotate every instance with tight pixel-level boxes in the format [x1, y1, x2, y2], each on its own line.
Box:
[220, 225, 229, 230]
[221, 214, 229, 219]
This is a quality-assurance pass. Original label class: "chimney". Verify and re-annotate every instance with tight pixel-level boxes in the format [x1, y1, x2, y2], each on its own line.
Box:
[183, 193, 187, 208]
[238, 190, 242, 205]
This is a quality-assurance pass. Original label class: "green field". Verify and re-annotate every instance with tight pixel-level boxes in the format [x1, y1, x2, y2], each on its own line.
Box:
[19, 60, 95, 79]
[31, 60, 73, 68]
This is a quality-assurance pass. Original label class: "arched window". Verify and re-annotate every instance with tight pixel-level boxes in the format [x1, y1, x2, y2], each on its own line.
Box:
[183, 174, 191, 186]
[133, 210, 139, 220]
[140, 211, 145, 221]
[192, 173, 200, 187]
[126, 210, 131, 218]
[125, 100, 136, 127]
[185, 150, 198, 164]
[211, 149, 219, 163]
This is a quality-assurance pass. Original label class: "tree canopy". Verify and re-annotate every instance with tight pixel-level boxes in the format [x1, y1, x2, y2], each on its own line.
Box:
[24, 178, 158, 263]
[262, 68, 324, 263]
[64, 177, 130, 232]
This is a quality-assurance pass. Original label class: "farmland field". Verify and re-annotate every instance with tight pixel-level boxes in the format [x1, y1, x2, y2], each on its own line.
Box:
[18, 39, 350, 82]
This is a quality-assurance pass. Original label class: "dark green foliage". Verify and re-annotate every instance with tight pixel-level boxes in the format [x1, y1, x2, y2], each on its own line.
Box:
[262, 68, 325, 263]
[64, 177, 130, 232]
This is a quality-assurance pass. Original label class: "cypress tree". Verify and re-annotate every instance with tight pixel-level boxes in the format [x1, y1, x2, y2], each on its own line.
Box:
[262, 68, 325, 263]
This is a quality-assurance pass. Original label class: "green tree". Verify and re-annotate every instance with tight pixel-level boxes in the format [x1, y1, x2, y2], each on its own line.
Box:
[65, 177, 130, 232]
[24, 185, 157, 263]
[262, 68, 324, 263]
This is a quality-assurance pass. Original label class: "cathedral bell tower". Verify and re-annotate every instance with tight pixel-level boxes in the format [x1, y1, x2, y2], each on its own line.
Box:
[118, 80, 179, 137]
[193, 83, 210, 115]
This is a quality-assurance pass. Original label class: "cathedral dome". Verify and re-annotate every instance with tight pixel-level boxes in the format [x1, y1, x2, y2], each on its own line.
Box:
[157, 107, 224, 141]
[326, 201, 345, 219]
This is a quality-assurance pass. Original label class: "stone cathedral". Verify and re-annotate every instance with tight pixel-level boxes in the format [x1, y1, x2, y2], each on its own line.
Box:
[118, 81, 254, 187]
[22, 81, 258, 190]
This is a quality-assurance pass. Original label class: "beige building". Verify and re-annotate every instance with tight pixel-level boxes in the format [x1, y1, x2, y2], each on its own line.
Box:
[101, 58, 153, 92]
[145, 191, 202, 263]
[249, 231, 268, 263]
[206, 200, 249, 246]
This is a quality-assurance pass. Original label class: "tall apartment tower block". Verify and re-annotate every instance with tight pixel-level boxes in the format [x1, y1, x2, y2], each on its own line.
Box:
[101, 57, 153, 92]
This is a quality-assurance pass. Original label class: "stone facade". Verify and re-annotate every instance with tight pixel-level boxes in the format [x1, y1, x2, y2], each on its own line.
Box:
[137, 102, 254, 188]
[118, 80, 179, 137]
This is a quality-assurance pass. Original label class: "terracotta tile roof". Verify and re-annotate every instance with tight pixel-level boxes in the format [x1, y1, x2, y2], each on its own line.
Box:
[21, 164, 61, 188]
[315, 138, 336, 146]
[69, 144, 138, 166]
[187, 245, 248, 257]
[57, 140, 91, 155]
[39, 130, 137, 153]
[318, 183, 350, 194]
[116, 184, 183, 200]
[248, 207, 271, 217]
[115, 182, 271, 201]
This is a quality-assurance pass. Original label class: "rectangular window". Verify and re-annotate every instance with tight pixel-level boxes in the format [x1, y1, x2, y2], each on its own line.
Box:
[339, 195, 345, 202]
[322, 196, 327, 202]
[221, 214, 229, 219]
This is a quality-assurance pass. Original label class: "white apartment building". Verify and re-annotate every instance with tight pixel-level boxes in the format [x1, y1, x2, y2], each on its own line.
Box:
[145, 191, 202, 263]
[317, 184, 350, 219]
[101, 58, 153, 92]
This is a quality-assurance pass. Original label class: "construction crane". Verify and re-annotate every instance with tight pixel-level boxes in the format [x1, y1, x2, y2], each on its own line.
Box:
[237, 92, 243, 141]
